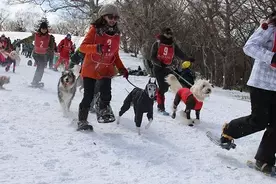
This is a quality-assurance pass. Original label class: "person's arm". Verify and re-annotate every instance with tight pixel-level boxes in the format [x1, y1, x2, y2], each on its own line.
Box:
[243, 26, 275, 64]
[20, 34, 35, 44]
[150, 41, 162, 67]
[79, 26, 98, 54]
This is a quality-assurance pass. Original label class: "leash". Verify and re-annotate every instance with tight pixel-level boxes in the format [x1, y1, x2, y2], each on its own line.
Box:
[126, 78, 140, 88]
[124, 88, 130, 94]
[169, 69, 193, 87]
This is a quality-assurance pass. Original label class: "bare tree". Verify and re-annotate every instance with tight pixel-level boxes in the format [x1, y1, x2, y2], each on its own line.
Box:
[6, 0, 102, 20]
[0, 9, 9, 31]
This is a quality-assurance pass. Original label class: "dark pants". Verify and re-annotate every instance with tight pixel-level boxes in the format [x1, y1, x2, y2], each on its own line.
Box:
[223, 87, 276, 166]
[79, 77, 112, 110]
[32, 54, 47, 84]
[47, 53, 54, 68]
[153, 66, 170, 110]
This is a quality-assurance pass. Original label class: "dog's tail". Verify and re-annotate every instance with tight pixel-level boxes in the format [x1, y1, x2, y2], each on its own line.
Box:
[165, 74, 182, 94]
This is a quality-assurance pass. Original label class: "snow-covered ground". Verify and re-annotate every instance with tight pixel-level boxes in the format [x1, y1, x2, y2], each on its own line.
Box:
[0, 45, 274, 183]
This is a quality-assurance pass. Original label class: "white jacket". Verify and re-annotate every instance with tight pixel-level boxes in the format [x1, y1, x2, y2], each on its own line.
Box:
[243, 25, 276, 91]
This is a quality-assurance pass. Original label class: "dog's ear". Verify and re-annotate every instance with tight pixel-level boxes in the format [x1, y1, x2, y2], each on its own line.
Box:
[62, 71, 66, 76]
[148, 78, 151, 84]
[153, 79, 157, 84]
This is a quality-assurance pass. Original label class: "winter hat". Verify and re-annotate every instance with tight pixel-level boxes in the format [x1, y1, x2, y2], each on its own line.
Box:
[40, 22, 48, 29]
[182, 61, 191, 69]
[66, 33, 71, 39]
[161, 28, 173, 35]
[98, 4, 120, 17]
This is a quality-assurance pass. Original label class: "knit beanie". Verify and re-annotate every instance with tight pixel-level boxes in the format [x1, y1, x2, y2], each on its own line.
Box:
[98, 4, 120, 17]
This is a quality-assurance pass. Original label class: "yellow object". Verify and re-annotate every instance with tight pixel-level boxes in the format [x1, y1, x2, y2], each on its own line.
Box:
[182, 61, 191, 69]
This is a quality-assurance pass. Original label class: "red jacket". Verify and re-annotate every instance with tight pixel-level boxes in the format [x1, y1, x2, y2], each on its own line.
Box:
[58, 38, 74, 59]
[80, 25, 126, 79]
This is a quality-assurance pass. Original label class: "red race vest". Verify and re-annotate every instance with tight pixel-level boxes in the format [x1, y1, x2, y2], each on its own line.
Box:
[157, 43, 174, 65]
[178, 88, 203, 110]
[89, 32, 120, 77]
[34, 33, 50, 54]
[90, 33, 120, 64]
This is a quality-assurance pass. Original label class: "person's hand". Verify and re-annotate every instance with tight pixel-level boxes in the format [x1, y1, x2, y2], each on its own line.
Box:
[271, 53, 276, 68]
[97, 44, 110, 54]
[119, 68, 129, 79]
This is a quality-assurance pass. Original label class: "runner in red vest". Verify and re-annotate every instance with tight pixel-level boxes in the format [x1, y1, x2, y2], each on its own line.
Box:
[54, 34, 74, 71]
[17, 21, 54, 87]
[150, 28, 194, 115]
[76, 3, 128, 130]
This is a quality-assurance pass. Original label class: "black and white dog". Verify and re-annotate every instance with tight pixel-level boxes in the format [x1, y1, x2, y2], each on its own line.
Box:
[117, 78, 157, 135]
[58, 70, 77, 116]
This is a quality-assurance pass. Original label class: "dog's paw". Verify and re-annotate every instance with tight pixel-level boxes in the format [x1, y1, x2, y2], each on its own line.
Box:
[171, 112, 176, 119]
[186, 119, 194, 126]
[116, 116, 121, 125]
[181, 110, 187, 119]
[193, 119, 200, 124]
[136, 127, 141, 135]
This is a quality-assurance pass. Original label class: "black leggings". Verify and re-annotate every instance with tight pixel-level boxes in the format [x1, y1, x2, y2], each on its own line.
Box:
[223, 87, 276, 165]
[79, 77, 112, 110]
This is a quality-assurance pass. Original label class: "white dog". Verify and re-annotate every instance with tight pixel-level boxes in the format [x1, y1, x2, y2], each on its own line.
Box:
[166, 74, 213, 126]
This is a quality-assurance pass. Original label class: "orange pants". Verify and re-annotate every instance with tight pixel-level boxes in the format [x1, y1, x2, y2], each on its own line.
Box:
[54, 57, 69, 70]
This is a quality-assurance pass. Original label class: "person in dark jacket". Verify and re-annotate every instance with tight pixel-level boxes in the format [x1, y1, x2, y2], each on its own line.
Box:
[176, 61, 195, 88]
[150, 28, 193, 114]
[46, 35, 56, 69]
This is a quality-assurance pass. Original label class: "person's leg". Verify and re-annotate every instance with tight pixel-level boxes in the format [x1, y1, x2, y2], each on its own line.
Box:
[254, 91, 276, 170]
[153, 67, 168, 111]
[222, 87, 271, 139]
[79, 77, 96, 123]
[98, 78, 112, 110]
[32, 55, 47, 85]
[48, 54, 54, 69]
[54, 57, 63, 70]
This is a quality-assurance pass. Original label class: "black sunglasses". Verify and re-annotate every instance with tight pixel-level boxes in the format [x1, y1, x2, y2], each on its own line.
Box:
[106, 14, 120, 21]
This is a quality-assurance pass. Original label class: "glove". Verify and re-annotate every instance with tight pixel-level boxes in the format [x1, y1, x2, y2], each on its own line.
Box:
[271, 53, 276, 68]
[119, 68, 129, 79]
[97, 44, 110, 54]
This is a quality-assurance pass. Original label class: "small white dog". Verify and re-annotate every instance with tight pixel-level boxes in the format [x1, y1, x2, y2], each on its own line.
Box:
[166, 74, 213, 126]
[58, 70, 77, 116]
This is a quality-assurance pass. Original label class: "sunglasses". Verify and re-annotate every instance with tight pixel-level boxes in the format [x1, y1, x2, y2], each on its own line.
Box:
[106, 14, 120, 21]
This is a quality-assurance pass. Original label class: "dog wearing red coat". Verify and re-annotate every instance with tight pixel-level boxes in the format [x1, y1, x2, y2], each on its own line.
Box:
[166, 74, 213, 126]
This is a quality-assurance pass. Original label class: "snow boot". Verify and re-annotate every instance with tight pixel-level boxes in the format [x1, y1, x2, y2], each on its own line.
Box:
[255, 160, 275, 174]
[220, 123, 236, 150]
[77, 107, 93, 131]
[95, 101, 115, 123]
[30, 82, 44, 88]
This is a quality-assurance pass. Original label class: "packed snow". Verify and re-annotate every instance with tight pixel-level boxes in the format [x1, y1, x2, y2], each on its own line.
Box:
[0, 32, 274, 184]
